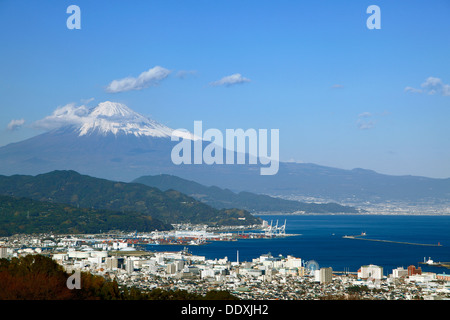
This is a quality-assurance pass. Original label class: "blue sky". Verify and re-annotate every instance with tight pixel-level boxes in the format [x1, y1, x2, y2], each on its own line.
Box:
[1, 0, 450, 178]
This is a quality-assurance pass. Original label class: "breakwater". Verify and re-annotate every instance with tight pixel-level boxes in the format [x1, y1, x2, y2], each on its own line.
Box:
[343, 235, 442, 247]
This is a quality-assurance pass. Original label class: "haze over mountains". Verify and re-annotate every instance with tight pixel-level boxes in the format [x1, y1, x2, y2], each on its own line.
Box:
[133, 174, 362, 214]
[1, 101, 449, 205]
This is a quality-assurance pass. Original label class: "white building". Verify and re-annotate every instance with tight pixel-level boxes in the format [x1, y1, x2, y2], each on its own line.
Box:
[112, 241, 129, 250]
[314, 269, 320, 282]
[174, 260, 185, 272]
[201, 268, 216, 279]
[0, 247, 8, 259]
[314, 267, 333, 284]
[217, 256, 228, 264]
[391, 267, 408, 279]
[126, 258, 134, 274]
[166, 263, 177, 274]
[106, 257, 119, 269]
[53, 253, 68, 262]
[154, 253, 165, 264]
[407, 272, 437, 283]
[68, 251, 90, 259]
[285, 256, 302, 269]
[278, 268, 299, 277]
[87, 256, 103, 266]
[358, 264, 383, 280]
[240, 268, 264, 277]
[90, 250, 108, 259]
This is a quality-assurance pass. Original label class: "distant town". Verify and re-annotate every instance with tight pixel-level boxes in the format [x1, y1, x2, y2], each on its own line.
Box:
[268, 195, 450, 216]
[1, 223, 449, 301]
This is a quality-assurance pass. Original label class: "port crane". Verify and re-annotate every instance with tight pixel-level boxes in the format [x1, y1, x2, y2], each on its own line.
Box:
[264, 219, 286, 237]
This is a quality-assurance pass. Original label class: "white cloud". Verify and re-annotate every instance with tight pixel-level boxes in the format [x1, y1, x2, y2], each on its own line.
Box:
[33, 103, 89, 130]
[356, 119, 375, 130]
[210, 73, 251, 87]
[105, 66, 171, 93]
[7, 119, 25, 131]
[331, 84, 344, 89]
[404, 86, 423, 94]
[405, 77, 450, 96]
[421, 77, 450, 96]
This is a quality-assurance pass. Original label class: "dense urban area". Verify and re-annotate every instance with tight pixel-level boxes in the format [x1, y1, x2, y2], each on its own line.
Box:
[1, 223, 449, 301]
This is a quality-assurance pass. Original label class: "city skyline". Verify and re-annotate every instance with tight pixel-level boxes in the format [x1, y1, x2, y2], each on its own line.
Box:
[1, 0, 450, 178]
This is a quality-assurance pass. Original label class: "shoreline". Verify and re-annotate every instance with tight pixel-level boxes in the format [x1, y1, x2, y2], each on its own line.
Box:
[254, 213, 450, 216]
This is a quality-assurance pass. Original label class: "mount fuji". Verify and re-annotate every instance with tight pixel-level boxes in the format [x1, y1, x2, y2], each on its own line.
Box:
[1, 101, 450, 204]
[34, 101, 194, 139]
[0, 101, 197, 181]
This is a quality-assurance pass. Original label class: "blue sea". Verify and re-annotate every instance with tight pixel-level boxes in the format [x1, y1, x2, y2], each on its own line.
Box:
[146, 215, 450, 276]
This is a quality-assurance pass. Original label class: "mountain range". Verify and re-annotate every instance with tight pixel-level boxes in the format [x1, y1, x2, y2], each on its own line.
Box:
[133, 174, 362, 214]
[0, 101, 449, 205]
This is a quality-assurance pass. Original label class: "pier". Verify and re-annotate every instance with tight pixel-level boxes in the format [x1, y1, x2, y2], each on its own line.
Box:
[343, 234, 442, 247]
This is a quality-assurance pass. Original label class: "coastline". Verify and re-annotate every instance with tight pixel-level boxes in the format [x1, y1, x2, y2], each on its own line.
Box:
[254, 212, 450, 216]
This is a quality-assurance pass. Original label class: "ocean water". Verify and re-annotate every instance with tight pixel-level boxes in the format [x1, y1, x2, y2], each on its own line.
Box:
[146, 215, 450, 275]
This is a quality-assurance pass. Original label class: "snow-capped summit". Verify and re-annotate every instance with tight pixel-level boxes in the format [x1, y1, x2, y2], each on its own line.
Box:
[89, 101, 140, 119]
[77, 101, 175, 138]
[33, 100, 197, 140]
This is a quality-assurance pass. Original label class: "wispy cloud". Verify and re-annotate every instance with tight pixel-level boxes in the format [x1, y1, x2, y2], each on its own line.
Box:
[210, 73, 251, 87]
[356, 119, 375, 130]
[405, 77, 450, 96]
[6, 119, 25, 131]
[285, 158, 305, 164]
[331, 84, 344, 89]
[81, 97, 95, 104]
[105, 66, 171, 93]
[358, 112, 373, 118]
[404, 86, 423, 94]
[356, 111, 389, 130]
[33, 103, 89, 130]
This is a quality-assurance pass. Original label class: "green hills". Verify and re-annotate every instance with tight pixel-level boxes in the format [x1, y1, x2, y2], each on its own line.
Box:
[0, 170, 262, 235]
[0, 194, 170, 236]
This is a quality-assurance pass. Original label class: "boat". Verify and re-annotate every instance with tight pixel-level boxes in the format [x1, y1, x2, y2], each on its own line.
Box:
[419, 257, 441, 266]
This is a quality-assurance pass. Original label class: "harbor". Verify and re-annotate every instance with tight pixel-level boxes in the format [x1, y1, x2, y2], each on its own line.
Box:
[80, 219, 300, 248]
